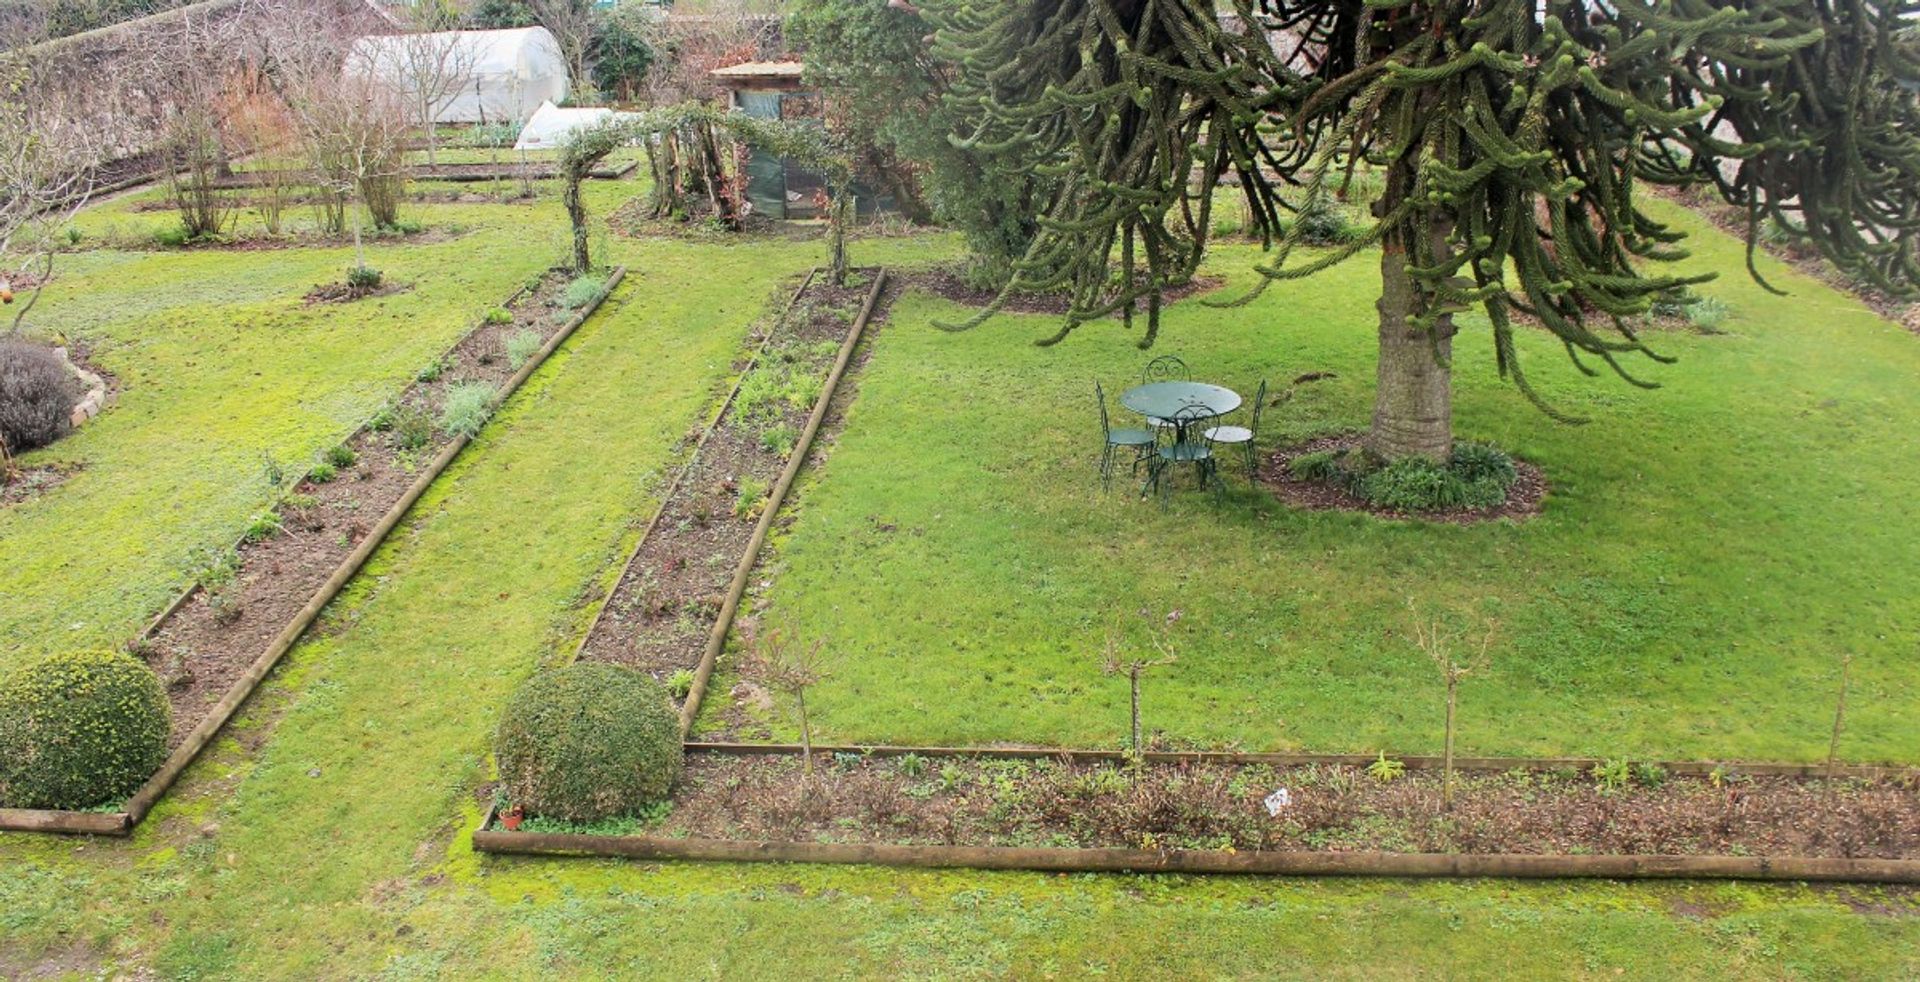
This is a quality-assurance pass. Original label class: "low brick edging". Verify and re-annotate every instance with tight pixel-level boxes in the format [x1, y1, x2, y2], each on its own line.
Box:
[52, 346, 110, 426]
[0, 268, 628, 837]
[470, 825, 1920, 884]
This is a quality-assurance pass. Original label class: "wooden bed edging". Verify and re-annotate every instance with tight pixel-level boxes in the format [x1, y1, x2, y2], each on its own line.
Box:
[568, 268, 821, 666]
[683, 741, 1919, 782]
[469, 830, 1920, 884]
[131, 274, 550, 642]
[0, 807, 129, 835]
[0, 268, 628, 838]
[677, 269, 890, 736]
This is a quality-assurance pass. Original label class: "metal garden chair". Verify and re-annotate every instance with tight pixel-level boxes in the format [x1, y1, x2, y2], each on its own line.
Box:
[1204, 378, 1267, 482]
[1147, 403, 1223, 508]
[1096, 380, 1155, 492]
[1141, 355, 1189, 384]
[1140, 355, 1189, 433]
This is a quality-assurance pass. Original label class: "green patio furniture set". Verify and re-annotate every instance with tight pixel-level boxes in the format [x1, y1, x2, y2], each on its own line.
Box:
[1097, 356, 1267, 504]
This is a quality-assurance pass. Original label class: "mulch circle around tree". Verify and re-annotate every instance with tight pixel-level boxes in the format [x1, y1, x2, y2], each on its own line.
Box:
[910, 266, 1226, 317]
[488, 753, 1920, 861]
[139, 269, 583, 748]
[1259, 434, 1548, 525]
[302, 280, 414, 306]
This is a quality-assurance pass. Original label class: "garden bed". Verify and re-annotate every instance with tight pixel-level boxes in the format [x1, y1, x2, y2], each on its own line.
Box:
[574, 271, 890, 712]
[1659, 186, 1920, 333]
[1259, 434, 1548, 524]
[475, 748, 1920, 881]
[141, 267, 616, 748]
[0, 266, 626, 835]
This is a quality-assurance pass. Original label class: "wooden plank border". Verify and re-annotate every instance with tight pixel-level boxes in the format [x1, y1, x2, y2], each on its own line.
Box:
[676, 270, 889, 736]
[684, 741, 1919, 782]
[1, 268, 628, 837]
[469, 831, 1920, 883]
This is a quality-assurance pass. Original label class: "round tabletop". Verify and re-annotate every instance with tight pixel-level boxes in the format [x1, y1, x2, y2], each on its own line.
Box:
[1120, 381, 1242, 421]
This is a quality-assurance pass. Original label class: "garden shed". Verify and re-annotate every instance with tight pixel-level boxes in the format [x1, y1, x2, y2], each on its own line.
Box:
[710, 61, 831, 219]
[347, 27, 569, 125]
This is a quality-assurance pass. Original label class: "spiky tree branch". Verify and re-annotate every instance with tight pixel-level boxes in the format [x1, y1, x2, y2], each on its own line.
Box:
[924, 0, 1920, 448]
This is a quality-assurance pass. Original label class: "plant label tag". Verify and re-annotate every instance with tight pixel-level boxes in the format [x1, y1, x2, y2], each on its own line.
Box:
[1263, 788, 1291, 816]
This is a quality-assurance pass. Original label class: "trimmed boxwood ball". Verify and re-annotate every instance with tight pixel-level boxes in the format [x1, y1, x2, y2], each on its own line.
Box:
[494, 663, 682, 823]
[0, 650, 169, 810]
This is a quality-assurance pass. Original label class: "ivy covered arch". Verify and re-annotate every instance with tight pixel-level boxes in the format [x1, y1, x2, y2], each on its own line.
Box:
[559, 103, 856, 280]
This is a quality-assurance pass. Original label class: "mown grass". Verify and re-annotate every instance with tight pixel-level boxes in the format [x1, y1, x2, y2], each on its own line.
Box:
[3, 188, 1919, 978]
[0, 199, 568, 671]
[709, 199, 1920, 764]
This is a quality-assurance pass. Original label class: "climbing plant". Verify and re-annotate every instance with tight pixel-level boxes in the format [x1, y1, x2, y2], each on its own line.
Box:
[559, 103, 856, 281]
[924, 0, 1920, 461]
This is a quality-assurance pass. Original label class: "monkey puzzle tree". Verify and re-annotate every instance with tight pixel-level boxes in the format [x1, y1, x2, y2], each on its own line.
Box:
[926, 0, 1920, 462]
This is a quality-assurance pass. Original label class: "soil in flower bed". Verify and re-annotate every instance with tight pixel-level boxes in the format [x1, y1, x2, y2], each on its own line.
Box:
[574, 273, 883, 698]
[494, 753, 1920, 859]
[1, 462, 82, 507]
[911, 266, 1225, 318]
[137, 268, 593, 747]
[1259, 434, 1547, 525]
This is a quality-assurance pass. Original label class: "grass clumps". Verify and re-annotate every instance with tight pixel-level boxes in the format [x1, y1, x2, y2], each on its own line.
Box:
[561, 273, 607, 310]
[504, 328, 543, 370]
[438, 383, 496, 439]
[1290, 441, 1519, 512]
[494, 663, 683, 823]
[346, 265, 383, 292]
[0, 650, 169, 809]
[0, 340, 78, 454]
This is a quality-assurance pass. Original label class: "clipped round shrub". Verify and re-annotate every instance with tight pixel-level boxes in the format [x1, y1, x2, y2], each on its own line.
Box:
[0, 340, 78, 453]
[0, 650, 169, 809]
[494, 663, 682, 823]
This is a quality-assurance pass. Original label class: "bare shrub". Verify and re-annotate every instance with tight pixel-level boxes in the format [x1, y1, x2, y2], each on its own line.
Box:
[0, 341, 77, 454]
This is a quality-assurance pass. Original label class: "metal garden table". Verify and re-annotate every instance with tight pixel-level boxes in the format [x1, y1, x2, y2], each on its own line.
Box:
[1119, 381, 1242, 440]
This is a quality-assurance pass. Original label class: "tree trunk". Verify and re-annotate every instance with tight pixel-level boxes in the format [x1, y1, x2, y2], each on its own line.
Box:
[1368, 252, 1454, 462]
[564, 167, 590, 273]
[1367, 157, 1455, 463]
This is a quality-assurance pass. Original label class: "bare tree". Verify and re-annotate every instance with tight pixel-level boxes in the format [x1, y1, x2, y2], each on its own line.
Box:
[350, 15, 478, 168]
[1408, 602, 1495, 812]
[1100, 609, 1181, 772]
[267, 2, 410, 267]
[0, 59, 103, 336]
[751, 628, 827, 783]
[525, 0, 594, 96]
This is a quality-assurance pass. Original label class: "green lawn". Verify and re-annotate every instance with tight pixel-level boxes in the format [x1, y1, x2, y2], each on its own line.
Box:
[4, 186, 1919, 978]
[0, 194, 573, 672]
[706, 200, 1920, 764]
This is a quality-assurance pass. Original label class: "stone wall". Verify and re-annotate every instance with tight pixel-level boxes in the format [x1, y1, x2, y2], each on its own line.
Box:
[16, 0, 396, 184]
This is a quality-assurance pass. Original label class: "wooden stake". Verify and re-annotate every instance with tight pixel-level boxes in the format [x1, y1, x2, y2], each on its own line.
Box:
[1828, 653, 1852, 781]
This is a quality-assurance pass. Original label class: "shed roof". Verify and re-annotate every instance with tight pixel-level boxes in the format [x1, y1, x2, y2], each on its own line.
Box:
[709, 61, 806, 79]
